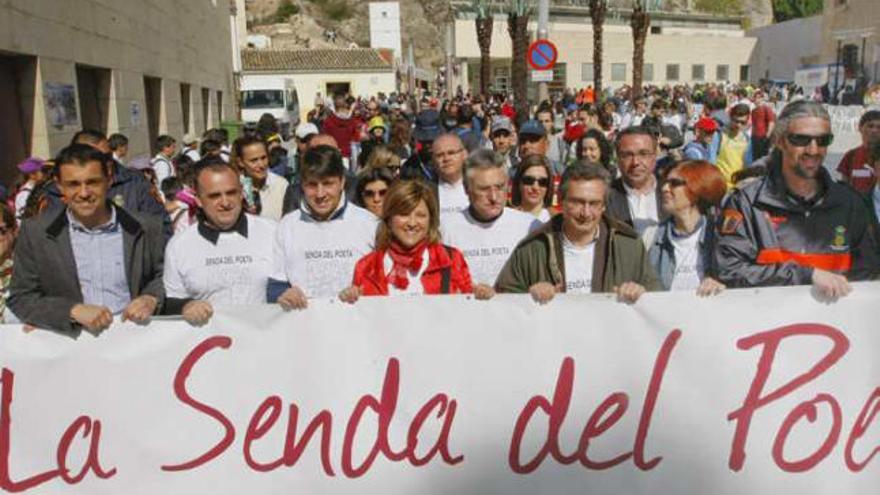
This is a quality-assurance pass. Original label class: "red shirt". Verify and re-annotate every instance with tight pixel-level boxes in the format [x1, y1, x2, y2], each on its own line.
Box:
[351, 243, 473, 296]
[836, 146, 875, 194]
[750, 104, 776, 138]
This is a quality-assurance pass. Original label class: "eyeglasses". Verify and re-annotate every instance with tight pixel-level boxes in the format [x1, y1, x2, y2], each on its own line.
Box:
[733, 119, 750, 126]
[363, 189, 388, 199]
[662, 177, 687, 188]
[521, 176, 549, 188]
[786, 133, 834, 148]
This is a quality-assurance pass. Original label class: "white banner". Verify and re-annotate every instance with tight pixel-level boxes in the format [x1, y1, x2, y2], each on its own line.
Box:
[0, 285, 877, 494]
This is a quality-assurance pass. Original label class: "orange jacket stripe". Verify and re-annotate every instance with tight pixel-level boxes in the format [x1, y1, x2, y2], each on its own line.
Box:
[756, 249, 853, 272]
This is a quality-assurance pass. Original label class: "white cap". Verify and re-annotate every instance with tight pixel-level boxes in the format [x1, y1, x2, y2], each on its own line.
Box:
[295, 123, 319, 140]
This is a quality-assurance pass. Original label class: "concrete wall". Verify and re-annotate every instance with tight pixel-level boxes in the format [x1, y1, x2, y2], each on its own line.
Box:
[821, 0, 879, 83]
[747, 16, 823, 82]
[0, 0, 237, 169]
[242, 71, 397, 124]
[453, 18, 756, 91]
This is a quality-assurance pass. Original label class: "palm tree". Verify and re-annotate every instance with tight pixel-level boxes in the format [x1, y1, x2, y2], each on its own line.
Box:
[474, 0, 494, 99]
[630, 1, 651, 100]
[507, 0, 532, 125]
[588, 0, 607, 101]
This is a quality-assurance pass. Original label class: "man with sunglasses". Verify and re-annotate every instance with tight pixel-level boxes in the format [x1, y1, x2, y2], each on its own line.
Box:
[715, 101, 880, 300]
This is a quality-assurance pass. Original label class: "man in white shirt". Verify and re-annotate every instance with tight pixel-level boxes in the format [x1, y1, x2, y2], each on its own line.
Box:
[432, 133, 470, 214]
[606, 127, 668, 248]
[441, 149, 541, 299]
[163, 159, 277, 326]
[268, 145, 377, 309]
[151, 135, 177, 186]
[233, 135, 296, 221]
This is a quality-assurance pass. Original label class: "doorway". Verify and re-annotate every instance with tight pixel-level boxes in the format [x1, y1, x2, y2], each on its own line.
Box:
[143, 76, 162, 154]
[75, 64, 111, 133]
[326, 82, 351, 98]
[0, 53, 37, 186]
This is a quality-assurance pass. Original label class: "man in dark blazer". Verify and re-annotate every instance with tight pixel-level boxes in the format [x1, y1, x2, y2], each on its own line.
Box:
[9, 144, 165, 336]
[606, 127, 669, 248]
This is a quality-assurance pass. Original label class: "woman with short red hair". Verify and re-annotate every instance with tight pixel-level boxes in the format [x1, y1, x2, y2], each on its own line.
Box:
[649, 160, 728, 295]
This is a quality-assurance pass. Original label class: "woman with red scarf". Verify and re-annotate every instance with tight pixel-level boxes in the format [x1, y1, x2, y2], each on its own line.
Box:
[339, 180, 473, 301]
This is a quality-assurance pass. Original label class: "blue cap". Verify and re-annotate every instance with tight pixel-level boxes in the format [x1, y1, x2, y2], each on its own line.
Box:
[518, 119, 546, 138]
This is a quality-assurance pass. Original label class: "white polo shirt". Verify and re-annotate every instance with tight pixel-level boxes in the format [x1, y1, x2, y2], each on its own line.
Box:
[271, 201, 377, 298]
[441, 207, 541, 285]
[164, 214, 276, 305]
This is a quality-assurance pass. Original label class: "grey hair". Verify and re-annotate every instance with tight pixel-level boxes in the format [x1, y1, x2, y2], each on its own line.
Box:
[771, 101, 831, 144]
[559, 162, 611, 201]
[464, 148, 505, 186]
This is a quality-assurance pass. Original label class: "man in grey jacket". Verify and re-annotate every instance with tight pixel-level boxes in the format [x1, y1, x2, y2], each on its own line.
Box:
[9, 144, 165, 336]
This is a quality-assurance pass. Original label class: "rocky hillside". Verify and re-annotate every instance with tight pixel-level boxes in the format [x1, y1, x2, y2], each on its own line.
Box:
[245, 0, 774, 70]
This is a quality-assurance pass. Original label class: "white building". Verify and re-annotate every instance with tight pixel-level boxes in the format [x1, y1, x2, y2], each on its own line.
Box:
[451, 2, 757, 95]
[369, 2, 402, 60]
[241, 48, 397, 122]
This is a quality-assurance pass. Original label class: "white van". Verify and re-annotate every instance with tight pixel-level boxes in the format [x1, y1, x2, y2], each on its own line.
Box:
[240, 75, 300, 140]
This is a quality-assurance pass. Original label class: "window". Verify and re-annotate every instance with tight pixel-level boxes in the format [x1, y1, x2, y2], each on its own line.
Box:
[692, 64, 705, 81]
[611, 63, 626, 82]
[643, 63, 654, 82]
[241, 90, 284, 109]
[581, 63, 594, 82]
[739, 65, 750, 82]
[666, 64, 679, 81]
[650, 26, 662, 35]
[716, 65, 730, 81]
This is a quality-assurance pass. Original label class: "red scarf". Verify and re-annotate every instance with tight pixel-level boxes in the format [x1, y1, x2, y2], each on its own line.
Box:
[387, 240, 428, 290]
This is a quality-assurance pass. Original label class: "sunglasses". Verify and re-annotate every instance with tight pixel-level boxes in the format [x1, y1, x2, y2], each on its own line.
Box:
[521, 176, 549, 188]
[363, 189, 388, 199]
[663, 177, 687, 188]
[786, 133, 834, 148]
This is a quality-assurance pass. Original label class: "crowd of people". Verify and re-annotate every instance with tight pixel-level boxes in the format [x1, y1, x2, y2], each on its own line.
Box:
[2, 80, 880, 335]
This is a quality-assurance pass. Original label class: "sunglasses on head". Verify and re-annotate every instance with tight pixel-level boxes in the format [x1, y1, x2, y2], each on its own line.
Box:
[521, 176, 549, 188]
[786, 133, 833, 148]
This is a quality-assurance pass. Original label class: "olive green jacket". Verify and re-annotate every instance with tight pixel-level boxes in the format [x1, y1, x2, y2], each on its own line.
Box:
[494, 214, 661, 294]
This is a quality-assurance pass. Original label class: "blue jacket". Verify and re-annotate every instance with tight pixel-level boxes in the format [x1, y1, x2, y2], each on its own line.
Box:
[648, 216, 718, 290]
[682, 141, 711, 162]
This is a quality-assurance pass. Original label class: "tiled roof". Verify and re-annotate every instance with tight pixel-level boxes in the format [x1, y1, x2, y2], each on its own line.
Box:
[242, 48, 394, 72]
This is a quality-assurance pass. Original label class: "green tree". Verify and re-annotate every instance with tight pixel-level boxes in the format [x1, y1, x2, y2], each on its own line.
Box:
[274, 0, 300, 23]
[693, 0, 744, 16]
[474, 0, 494, 98]
[507, 0, 532, 125]
[772, 0, 823, 22]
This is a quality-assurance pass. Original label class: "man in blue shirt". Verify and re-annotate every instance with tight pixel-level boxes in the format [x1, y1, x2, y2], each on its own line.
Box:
[9, 144, 165, 336]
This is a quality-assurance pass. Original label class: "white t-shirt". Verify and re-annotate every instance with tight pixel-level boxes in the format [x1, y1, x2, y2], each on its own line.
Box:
[624, 181, 660, 248]
[164, 214, 277, 305]
[271, 202, 377, 298]
[441, 207, 541, 285]
[437, 179, 469, 215]
[669, 224, 705, 291]
[562, 235, 596, 294]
